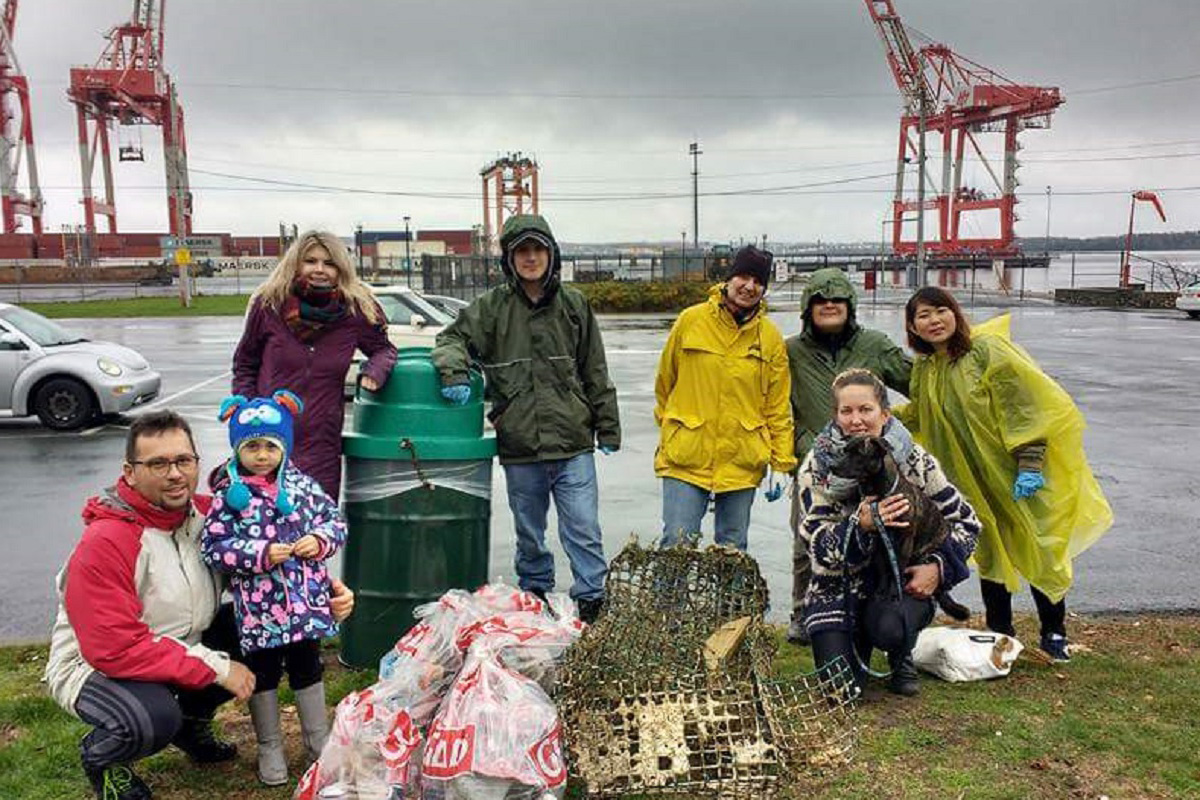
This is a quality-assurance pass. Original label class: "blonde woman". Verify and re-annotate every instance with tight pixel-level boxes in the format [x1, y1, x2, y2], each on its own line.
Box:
[232, 231, 396, 500]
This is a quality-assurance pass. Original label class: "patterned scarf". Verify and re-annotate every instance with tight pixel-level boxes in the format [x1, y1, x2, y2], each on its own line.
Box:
[283, 278, 348, 342]
[811, 416, 914, 502]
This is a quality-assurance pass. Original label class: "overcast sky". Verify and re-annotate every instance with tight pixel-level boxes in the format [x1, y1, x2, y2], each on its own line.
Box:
[16, 0, 1200, 244]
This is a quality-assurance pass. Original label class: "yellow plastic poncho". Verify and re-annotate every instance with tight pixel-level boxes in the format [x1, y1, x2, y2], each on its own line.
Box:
[894, 314, 1112, 601]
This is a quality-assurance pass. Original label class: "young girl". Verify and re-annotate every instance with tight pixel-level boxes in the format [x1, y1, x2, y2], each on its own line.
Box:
[897, 287, 1112, 663]
[201, 390, 347, 786]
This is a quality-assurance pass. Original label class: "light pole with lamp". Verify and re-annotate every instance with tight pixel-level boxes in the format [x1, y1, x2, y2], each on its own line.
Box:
[403, 215, 412, 288]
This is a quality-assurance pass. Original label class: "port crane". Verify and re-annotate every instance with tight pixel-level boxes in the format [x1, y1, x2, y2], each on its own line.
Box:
[68, 0, 191, 237]
[865, 0, 1064, 257]
[0, 0, 43, 234]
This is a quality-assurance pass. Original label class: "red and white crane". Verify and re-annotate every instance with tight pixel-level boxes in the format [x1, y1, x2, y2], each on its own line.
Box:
[865, 0, 1063, 257]
[68, 0, 191, 237]
[0, 0, 43, 234]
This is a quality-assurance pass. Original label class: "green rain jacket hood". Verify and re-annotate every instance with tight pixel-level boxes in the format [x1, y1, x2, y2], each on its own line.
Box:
[499, 214, 563, 304]
[800, 267, 859, 337]
[785, 267, 911, 462]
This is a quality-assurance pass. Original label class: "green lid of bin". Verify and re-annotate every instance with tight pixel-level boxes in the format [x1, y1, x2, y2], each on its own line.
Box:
[343, 346, 496, 460]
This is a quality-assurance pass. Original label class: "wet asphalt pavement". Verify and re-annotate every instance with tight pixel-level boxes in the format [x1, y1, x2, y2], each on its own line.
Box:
[2, 299, 1198, 643]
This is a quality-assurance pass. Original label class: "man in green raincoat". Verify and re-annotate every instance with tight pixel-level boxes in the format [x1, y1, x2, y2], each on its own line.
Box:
[784, 267, 911, 643]
[432, 214, 620, 625]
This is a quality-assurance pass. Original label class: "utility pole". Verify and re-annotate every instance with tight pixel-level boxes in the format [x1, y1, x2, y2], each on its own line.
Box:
[914, 63, 927, 288]
[689, 141, 701, 250]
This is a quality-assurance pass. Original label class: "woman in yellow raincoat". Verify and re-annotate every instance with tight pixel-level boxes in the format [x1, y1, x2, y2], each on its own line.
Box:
[654, 246, 796, 551]
[895, 287, 1112, 662]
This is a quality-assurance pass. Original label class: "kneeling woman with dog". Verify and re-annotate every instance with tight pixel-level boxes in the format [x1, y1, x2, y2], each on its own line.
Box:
[796, 369, 982, 696]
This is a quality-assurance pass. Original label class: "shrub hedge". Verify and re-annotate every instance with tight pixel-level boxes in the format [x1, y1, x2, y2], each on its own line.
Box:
[573, 280, 713, 313]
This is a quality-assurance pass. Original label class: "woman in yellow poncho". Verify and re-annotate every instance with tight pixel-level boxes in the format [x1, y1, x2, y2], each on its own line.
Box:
[895, 287, 1112, 663]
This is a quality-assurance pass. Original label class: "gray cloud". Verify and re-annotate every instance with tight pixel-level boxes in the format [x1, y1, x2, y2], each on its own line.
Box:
[15, 0, 1200, 242]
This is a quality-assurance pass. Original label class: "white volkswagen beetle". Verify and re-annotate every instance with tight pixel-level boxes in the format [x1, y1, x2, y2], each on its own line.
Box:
[0, 303, 162, 430]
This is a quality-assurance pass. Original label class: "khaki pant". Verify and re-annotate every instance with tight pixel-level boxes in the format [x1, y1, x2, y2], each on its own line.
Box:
[790, 480, 811, 623]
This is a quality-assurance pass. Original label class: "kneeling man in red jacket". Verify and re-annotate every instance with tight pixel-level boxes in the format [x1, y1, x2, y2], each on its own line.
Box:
[44, 410, 354, 800]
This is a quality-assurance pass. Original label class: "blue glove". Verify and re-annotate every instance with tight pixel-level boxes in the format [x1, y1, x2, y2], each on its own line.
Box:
[763, 470, 783, 502]
[598, 445, 616, 455]
[1012, 470, 1045, 499]
[440, 385, 470, 406]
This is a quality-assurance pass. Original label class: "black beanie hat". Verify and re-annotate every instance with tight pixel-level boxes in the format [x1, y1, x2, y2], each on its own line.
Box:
[727, 245, 773, 287]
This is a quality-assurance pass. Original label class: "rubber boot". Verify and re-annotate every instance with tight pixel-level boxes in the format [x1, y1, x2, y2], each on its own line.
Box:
[248, 690, 288, 786]
[295, 682, 330, 762]
[887, 652, 920, 697]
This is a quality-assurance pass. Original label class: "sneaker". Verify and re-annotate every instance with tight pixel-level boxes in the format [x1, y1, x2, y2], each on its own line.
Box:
[577, 597, 605, 625]
[786, 619, 810, 646]
[173, 716, 237, 763]
[85, 763, 153, 800]
[1040, 632, 1071, 663]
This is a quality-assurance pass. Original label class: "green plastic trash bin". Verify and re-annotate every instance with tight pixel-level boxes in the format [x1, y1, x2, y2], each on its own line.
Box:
[340, 346, 495, 669]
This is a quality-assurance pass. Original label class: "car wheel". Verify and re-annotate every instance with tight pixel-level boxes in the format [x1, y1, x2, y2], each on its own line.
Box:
[1188, 311, 1200, 319]
[33, 377, 97, 430]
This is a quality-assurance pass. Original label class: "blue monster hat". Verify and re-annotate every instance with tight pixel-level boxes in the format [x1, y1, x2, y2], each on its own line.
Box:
[217, 390, 304, 514]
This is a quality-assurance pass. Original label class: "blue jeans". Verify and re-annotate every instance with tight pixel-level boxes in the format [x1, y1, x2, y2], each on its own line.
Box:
[660, 477, 756, 551]
[504, 452, 607, 602]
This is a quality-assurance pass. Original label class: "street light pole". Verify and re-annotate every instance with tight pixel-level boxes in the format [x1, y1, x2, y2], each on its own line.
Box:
[914, 50, 928, 288]
[403, 215, 412, 288]
[689, 142, 702, 250]
[1044, 185, 1052, 255]
[355, 223, 363, 276]
[680, 230, 687, 281]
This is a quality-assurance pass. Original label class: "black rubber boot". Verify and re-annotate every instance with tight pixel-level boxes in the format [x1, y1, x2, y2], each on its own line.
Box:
[173, 716, 237, 763]
[887, 652, 920, 697]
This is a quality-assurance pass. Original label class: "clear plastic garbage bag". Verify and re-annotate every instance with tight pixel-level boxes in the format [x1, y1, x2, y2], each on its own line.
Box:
[422, 652, 567, 799]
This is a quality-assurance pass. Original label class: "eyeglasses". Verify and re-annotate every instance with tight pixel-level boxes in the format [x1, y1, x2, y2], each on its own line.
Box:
[129, 454, 200, 477]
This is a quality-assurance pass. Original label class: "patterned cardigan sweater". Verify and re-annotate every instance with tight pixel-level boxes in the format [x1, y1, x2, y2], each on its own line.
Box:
[797, 443, 982, 635]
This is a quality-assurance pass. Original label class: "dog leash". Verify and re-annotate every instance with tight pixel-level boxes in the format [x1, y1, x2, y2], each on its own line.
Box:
[841, 500, 908, 680]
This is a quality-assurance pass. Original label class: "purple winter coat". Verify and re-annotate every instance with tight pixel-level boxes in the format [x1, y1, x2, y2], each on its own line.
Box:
[232, 298, 397, 500]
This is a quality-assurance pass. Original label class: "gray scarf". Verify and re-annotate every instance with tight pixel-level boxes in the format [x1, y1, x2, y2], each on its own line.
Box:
[811, 416, 915, 502]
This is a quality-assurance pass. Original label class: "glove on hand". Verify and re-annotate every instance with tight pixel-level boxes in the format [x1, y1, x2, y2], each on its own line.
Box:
[440, 385, 471, 406]
[763, 469, 783, 502]
[1012, 470, 1045, 499]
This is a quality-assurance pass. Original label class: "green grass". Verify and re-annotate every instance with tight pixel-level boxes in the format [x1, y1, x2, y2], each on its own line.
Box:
[3, 616, 1198, 799]
[21, 295, 252, 318]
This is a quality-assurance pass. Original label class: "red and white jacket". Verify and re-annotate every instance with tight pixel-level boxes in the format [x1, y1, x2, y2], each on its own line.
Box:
[44, 478, 231, 715]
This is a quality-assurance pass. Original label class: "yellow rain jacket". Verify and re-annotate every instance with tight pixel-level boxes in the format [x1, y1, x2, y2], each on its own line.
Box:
[894, 314, 1112, 601]
[654, 285, 797, 492]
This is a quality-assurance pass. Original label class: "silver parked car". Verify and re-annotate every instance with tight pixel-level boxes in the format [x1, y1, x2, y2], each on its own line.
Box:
[0, 303, 161, 430]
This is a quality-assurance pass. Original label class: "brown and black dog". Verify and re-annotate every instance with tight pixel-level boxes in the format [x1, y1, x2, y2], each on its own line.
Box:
[829, 435, 971, 621]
